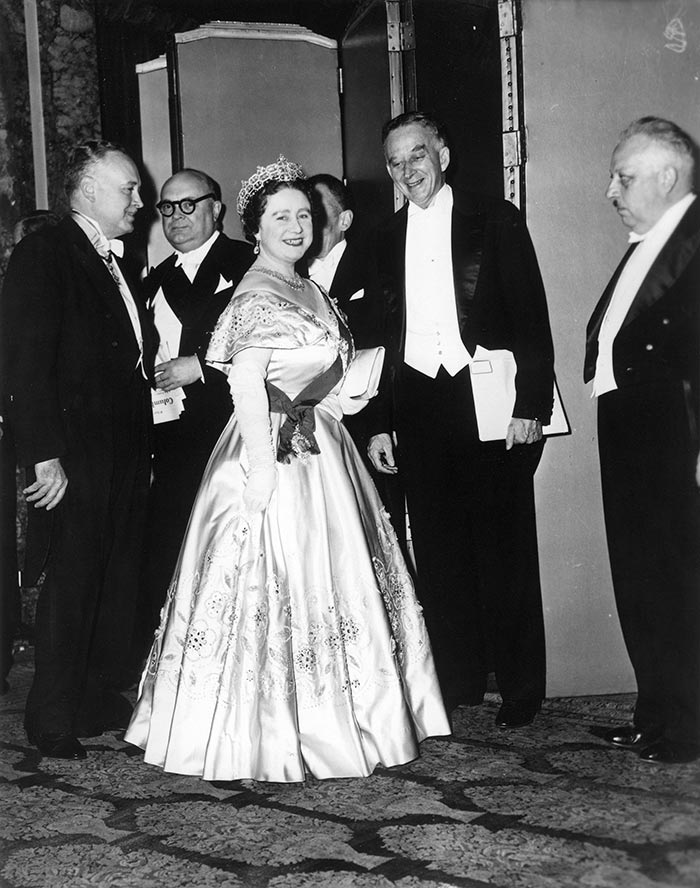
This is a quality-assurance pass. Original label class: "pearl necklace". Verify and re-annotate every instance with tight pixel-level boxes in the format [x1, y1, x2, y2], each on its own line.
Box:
[255, 265, 305, 292]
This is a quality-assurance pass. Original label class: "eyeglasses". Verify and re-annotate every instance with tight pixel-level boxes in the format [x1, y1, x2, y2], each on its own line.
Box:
[156, 193, 215, 217]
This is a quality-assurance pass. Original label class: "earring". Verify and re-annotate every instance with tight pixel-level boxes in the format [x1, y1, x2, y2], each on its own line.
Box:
[254, 239, 260, 255]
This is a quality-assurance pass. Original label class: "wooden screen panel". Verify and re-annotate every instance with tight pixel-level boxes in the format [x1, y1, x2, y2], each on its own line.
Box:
[174, 25, 343, 241]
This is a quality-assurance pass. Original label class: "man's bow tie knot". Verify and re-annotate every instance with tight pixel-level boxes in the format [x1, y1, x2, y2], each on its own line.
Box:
[95, 235, 125, 260]
[174, 252, 200, 272]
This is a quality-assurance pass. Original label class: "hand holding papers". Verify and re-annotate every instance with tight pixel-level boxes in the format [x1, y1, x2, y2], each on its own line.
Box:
[468, 346, 569, 442]
[151, 337, 186, 424]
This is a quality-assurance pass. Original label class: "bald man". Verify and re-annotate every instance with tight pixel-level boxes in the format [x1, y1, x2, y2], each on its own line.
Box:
[136, 169, 252, 657]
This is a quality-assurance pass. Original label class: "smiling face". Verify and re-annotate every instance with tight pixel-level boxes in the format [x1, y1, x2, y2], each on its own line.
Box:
[606, 135, 676, 234]
[256, 186, 313, 269]
[85, 151, 143, 238]
[384, 122, 450, 209]
[160, 171, 221, 252]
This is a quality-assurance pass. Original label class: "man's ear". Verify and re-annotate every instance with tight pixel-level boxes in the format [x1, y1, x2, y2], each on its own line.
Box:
[80, 174, 97, 204]
[339, 209, 353, 233]
[439, 145, 450, 173]
[659, 164, 678, 194]
[212, 200, 223, 223]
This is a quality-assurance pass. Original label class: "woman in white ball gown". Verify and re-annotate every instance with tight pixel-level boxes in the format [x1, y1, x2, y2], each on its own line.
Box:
[125, 157, 449, 782]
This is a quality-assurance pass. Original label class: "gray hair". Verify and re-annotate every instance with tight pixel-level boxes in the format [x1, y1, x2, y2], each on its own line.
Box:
[618, 117, 696, 183]
[64, 139, 130, 199]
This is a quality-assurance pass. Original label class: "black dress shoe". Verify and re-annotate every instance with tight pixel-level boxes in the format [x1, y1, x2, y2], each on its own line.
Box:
[32, 733, 87, 760]
[638, 739, 699, 764]
[495, 699, 541, 729]
[603, 725, 662, 749]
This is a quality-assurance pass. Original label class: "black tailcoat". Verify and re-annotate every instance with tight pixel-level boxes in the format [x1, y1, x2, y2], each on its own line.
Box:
[327, 236, 382, 349]
[368, 189, 555, 705]
[137, 234, 253, 647]
[584, 196, 700, 746]
[0, 216, 157, 735]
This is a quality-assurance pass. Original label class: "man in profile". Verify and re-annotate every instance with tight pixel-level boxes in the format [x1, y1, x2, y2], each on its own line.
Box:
[1, 140, 156, 759]
[585, 117, 700, 764]
[136, 169, 253, 653]
[306, 173, 406, 548]
[306, 174, 376, 345]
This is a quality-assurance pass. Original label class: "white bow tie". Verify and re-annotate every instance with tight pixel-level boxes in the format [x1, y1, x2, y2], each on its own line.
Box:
[174, 252, 200, 270]
[94, 234, 125, 260]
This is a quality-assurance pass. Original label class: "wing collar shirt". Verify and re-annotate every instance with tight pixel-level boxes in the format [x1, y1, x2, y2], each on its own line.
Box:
[173, 229, 219, 283]
[71, 210, 144, 374]
[404, 184, 471, 377]
[593, 192, 696, 396]
[152, 230, 221, 377]
[308, 239, 347, 293]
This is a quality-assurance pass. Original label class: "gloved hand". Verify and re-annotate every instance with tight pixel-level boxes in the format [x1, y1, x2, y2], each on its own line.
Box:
[228, 361, 277, 513]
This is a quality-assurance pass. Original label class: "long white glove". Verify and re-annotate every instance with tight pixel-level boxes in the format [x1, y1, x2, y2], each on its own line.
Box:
[228, 361, 277, 512]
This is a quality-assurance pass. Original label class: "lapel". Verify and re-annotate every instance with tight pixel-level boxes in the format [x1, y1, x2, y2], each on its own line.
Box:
[622, 196, 700, 329]
[450, 193, 487, 352]
[169, 234, 235, 328]
[384, 205, 408, 349]
[191, 232, 232, 294]
[328, 243, 362, 307]
[143, 253, 177, 308]
[115, 251, 157, 365]
[63, 217, 138, 344]
[584, 243, 638, 373]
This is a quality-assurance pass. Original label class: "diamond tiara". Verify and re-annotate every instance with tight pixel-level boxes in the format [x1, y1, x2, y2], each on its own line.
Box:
[236, 155, 306, 217]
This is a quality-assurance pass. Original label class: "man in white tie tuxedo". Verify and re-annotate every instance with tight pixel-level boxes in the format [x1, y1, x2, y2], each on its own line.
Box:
[0, 140, 158, 759]
[136, 169, 253, 658]
[585, 117, 700, 764]
[367, 112, 555, 728]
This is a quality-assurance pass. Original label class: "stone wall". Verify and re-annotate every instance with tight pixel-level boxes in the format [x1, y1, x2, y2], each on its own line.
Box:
[0, 0, 101, 277]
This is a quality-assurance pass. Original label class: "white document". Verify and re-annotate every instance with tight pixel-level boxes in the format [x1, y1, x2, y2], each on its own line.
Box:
[151, 287, 187, 422]
[469, 346, 569, 441]
[152, 388, 186, 424]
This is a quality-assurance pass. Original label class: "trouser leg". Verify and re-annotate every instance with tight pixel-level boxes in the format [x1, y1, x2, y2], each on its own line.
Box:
[599, 384, 700, 745]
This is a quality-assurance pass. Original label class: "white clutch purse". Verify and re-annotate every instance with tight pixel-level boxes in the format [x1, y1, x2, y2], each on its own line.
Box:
[337, 346, 385, 415]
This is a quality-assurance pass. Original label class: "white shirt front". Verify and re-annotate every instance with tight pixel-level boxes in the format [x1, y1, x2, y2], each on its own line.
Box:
[152, 232, 222, 377]
[174, 230, 220, 283]
[592, 193, 696, 396]
[308, 239, 347, 293]
[404, 184, 471, 377]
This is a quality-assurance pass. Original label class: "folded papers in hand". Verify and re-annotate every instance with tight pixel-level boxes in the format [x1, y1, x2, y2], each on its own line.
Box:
[468, 347, 569, 441]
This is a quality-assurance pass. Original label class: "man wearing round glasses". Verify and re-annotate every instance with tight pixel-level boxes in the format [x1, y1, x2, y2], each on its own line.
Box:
[134, 168, 253, 665]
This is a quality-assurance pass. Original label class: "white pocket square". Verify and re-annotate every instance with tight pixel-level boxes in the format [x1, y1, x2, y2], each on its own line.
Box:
[349, 289, 364, 301]
[214, 274, 232, 294]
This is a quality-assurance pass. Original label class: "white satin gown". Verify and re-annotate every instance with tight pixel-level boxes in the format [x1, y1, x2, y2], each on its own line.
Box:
[125, 288, 449, 782]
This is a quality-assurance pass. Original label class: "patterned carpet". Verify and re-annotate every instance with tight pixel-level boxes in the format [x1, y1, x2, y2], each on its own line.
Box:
[2, 651, 700, 888]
